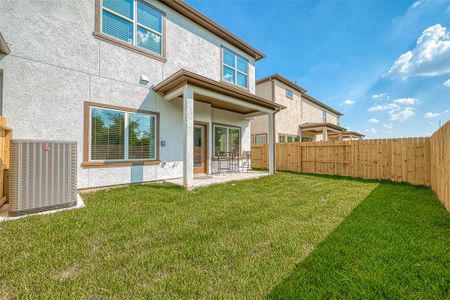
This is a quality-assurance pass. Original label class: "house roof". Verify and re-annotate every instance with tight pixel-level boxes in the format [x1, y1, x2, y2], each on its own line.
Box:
[158, 0, 265, 61]
[0, 32, 10, 54]
[302, 94, 343, 116]
[153, 69, 285, 112]
[256, 74, 307, 94]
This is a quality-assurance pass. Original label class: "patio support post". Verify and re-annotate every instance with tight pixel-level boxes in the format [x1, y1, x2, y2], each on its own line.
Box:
[183, 84, 194, 188]
[322, 127, 328, 141]
[268, 112, 276, 174]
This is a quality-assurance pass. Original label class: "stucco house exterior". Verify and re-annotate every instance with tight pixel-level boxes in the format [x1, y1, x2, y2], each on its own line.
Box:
[0, 0, 283, 189]
[251, 74, 361, 143]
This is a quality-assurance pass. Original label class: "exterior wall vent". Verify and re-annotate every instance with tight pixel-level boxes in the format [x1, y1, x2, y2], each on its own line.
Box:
[9, 140, 77, 216]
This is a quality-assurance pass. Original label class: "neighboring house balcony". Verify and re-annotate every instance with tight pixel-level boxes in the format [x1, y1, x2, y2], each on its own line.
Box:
[154, 69, 284, 188]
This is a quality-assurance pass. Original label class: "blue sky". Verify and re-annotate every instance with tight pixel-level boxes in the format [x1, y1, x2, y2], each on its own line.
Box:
[187, 0, 450, 138]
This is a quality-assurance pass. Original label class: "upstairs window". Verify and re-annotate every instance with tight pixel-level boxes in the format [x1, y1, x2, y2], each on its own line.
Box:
[337, 116, 340, 126]
[323, 110, 327, 123]
[222, 47, 248, 89]
[101, 0, 164, 56]
[286, 89, 293, 99]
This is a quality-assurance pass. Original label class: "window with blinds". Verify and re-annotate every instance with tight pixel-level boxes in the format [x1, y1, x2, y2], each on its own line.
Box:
[90, 106, 157, 161]
[213, 125, 241, 156]
[101, 0, 163, 56]
[222, 47, 248, 89]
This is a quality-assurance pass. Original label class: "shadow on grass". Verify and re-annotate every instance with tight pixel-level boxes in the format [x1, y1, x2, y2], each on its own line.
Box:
[267, 182, 450, 299]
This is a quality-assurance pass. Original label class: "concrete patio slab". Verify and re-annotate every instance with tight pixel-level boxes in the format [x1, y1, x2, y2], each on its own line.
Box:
[165, 171, 271, 189]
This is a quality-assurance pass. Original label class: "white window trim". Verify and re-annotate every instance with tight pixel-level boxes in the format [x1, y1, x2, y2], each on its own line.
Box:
[213, 124, 242, 156]
[100, 0, 164, 56]
[222, 47, 249, 89]
[89, 106, 157, 162]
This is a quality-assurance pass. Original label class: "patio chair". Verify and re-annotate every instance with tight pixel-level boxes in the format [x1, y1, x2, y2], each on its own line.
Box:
[241, 151, 251, 172]
[216, 151, 231, 174]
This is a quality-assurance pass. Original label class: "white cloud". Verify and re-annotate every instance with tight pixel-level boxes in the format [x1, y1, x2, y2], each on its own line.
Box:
[368, 103, 398, 112]
[393, 97, 418, 105]
[444, 79, 450, 87]
[366, 128, 377, 134]
[369, 118, 379, 123]
[425, 112, 440, 118]
[342, 99, 355, 105]
[444, 110, 449, 113]
[411, 1, 421, 8]
[387, 24, 450, 79]
[383, 123, 394, 129]
[390, 107, 415, 121]
[372, 93, 387, 100]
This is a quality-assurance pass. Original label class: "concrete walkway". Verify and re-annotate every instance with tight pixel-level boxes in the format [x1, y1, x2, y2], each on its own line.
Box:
[166, 171, 271, 189]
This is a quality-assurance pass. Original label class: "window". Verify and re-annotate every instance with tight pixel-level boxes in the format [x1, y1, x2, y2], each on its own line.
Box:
[255, 134, 267, 144]
[100, 0, 164, 56]
[286, 89, 293, 99]
[222, 47, 248, 89]
[337, 116, 340, 126]
[89, 105, 157, 162]
[213, 124, 241, 155]
[302, 137, 313, 142]
[294, 136, 301, 142]
[323, 110, 327, 123]
[287, 136, 293, 143]
[278, 134, 286, 143]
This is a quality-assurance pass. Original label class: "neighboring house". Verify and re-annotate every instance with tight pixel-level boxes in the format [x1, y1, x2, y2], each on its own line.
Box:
[0, 0, 283, 189]
[252, 74, 360, 143]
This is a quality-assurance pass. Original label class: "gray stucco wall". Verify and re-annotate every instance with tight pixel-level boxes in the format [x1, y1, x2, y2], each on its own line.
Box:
[0, 0, 256, 188]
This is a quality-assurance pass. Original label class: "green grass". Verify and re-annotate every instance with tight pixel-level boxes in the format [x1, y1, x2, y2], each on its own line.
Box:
[0, 173, 448, 299]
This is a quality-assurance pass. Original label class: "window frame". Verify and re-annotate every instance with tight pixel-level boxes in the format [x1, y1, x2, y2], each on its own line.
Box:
[212, 123, 242, 157]
[254, 133, 267, 144]
[286, 88, 294, 99]
[94, 0, 166, 62]
[323, 110, 328, 123]
[83, 101, 160, 168]
[221, 46, 249, 90]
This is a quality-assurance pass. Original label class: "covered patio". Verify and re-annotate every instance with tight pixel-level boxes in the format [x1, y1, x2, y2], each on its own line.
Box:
[154, 69, 284, 189]
[299, 122, 347, 142]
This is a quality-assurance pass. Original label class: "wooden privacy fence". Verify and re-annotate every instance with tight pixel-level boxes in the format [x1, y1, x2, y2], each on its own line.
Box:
[252, 121, 450, 212]
[0, 117, 12, 207]
[430, 121, 450, 211]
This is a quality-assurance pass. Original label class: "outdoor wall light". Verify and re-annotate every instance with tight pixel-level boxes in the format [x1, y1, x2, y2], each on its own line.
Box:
[140, 74, 149, 84]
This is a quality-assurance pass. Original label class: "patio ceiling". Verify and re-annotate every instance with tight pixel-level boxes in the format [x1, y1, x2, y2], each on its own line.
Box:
[153, 69, 285, 116]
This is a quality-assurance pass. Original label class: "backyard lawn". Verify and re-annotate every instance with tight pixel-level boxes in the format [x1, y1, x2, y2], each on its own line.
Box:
[0, 173, 449, 298]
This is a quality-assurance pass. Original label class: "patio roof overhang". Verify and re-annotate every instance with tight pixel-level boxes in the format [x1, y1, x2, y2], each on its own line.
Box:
[153, 69, 285, 117]
[329, 131, 365, 138]
[0, 32, 10, 55]
[300, 122, 346, 133]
